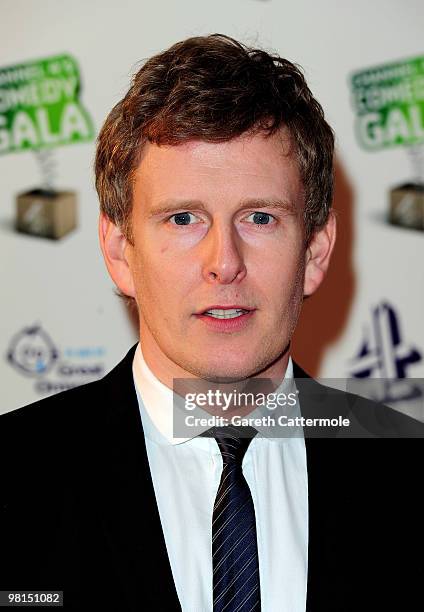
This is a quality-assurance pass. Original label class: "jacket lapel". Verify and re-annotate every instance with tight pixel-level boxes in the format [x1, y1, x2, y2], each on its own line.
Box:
[292, 362, 367, 609]
[96, 345, 180, 611]
[293, 361, 329, 610]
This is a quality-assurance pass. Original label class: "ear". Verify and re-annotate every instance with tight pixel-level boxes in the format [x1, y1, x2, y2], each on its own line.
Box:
[98, 213, 136, 298]
[303, 212, 336, 297]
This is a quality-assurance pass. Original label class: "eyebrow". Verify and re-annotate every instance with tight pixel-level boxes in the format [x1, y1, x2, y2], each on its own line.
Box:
[147, 197, 297, 218]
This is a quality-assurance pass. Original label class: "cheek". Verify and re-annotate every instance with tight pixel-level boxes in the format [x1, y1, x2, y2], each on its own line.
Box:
[262, 243, 305, 286]
[273, 257, 306, 314]
[127, 246, 156, 304]
[130, 242, 196, 309]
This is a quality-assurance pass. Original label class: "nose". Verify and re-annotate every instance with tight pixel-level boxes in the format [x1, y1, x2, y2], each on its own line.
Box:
[201, 221, 247, 284]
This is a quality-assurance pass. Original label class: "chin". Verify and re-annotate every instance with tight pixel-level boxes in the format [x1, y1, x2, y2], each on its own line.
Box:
[187, 355, 261, 383]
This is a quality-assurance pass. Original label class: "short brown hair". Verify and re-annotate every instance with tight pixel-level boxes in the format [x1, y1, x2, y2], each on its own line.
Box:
[95, 34, 334, 243]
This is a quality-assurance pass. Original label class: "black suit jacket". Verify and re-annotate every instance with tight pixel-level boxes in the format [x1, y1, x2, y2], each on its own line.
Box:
[1, 345, 423, 611]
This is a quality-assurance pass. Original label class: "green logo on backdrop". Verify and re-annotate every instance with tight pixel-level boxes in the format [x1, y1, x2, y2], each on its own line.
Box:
[351, 55, 424, 150]
[0, 54, 94, 154]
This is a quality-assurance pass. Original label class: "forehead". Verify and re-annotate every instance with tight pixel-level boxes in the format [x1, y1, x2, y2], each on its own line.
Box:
[132, 130, 304, 207]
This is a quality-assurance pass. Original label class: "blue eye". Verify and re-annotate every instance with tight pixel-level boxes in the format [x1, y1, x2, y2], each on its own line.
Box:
[247, 212, 275, 225]
[170, 212, 198, 225]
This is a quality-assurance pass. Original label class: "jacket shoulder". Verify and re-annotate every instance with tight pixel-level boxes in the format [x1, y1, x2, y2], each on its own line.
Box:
[1, 343, 138, 431]
[293, 361, 424, 438]
[1, 377, 103, 432]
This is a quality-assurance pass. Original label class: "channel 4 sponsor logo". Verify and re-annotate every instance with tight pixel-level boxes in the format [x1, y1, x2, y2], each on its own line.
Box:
[348, 302, 422, 405]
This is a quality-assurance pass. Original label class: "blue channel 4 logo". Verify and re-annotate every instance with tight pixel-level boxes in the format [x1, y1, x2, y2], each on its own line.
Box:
[349, 302, 422, 404]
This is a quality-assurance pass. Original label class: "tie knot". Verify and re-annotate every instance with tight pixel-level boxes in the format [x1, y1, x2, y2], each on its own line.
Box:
[211, 424, 258, 465]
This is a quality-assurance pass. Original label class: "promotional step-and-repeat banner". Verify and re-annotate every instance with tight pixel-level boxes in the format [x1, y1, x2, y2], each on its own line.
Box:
[1, 0, 423, 417]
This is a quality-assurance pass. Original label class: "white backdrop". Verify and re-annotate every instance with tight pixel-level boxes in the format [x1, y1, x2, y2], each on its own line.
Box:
[1, 0, 423, 413]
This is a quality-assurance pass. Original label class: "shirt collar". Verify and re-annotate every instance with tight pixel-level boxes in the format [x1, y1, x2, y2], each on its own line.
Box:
[132, 342, 301, 446]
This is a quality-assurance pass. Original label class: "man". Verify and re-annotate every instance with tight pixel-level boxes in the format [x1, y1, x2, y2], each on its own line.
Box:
[1, 34, 423, 612]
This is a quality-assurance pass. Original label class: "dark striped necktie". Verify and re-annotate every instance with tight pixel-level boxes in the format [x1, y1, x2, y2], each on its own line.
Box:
[211, 425, 261, 612]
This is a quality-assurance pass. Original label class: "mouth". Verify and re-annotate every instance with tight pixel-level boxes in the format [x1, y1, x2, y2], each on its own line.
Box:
[197, 305, 254, 319]
[203, 308, 250, 319]
[193, 306, 256, 331]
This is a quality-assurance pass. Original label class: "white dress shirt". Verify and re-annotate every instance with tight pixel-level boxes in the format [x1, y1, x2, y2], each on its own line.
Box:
[132, 343, 308, 612]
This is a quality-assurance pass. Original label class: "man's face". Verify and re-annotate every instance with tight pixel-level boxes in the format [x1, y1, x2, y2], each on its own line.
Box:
[125, 131, 308, 382]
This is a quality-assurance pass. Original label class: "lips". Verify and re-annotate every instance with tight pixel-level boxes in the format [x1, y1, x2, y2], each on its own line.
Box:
[197, 305, 254, 315]
[204, 308, 249, 319]
[194, 306, 256, 330]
